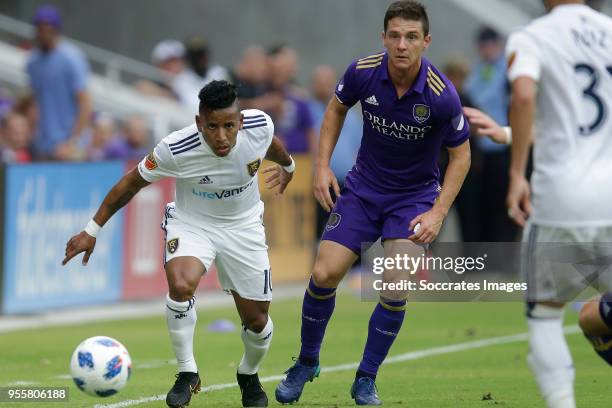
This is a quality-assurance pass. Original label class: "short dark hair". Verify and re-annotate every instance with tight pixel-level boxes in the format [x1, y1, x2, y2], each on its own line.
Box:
[198, 80, 237, 112]
[267, 43, 287, 57]
[476, 26, 501, 44]
[384, 1, 429, 36]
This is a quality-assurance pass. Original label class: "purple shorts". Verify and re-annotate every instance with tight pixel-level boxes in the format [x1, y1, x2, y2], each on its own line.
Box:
[321, 175, 437, 254]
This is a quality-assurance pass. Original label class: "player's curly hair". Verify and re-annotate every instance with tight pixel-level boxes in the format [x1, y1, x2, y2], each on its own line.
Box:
[198, 80, 237, 112]
[384, 1, 429, 35]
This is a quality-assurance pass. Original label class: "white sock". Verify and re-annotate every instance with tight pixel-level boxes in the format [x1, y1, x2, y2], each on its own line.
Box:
[166, 294, 198, 373]
[238, 317, 273, 375]
[527, 305, 575, 408]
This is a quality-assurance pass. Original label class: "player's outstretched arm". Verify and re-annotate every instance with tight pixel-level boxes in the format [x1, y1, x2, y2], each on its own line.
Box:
[315, 97, 349, 212]
[463, 107, 510, 145]
[62, 168, 150, 266]
[463, 106, 535, 147]
[263, 136, 295, 195]
[410, 140, 471, 244]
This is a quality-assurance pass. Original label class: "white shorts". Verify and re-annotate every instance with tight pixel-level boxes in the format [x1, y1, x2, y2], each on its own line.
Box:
[161, 203, 272, 301]
[522, 222, 612, 303]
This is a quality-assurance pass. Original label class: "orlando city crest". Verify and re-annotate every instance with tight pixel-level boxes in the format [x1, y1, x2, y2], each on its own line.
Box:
[247, 158, 262, 177]
[412, 104, 430, 124]
[326, 213, 342, 231]
[167, 238, 179, 254]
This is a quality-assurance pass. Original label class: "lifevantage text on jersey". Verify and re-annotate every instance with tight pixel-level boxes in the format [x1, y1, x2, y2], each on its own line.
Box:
[192, 180, 254, 200]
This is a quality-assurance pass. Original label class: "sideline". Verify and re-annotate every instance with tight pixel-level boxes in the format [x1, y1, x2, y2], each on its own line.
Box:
[0, 284, 307, 333]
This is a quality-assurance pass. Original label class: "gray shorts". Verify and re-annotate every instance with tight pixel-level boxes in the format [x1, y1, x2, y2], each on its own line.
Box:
[522, 223, 612, 303]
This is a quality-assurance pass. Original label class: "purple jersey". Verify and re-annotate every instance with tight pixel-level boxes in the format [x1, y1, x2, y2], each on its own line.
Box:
[335, 52, 469, 194]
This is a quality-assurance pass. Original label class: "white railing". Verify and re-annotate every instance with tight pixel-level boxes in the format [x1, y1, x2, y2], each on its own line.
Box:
[0, 40, 192, 141]
[0, 13, 166, 84]
[447, 0, 532, 36]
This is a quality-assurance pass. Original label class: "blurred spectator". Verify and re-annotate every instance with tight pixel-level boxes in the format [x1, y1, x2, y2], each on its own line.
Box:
[443, 57, 475, 108]
[266, 44, 315, 155]
[443, 58, 482, 242]
[309, 65, 362, 237]
[233, 46, 269, 110]
[466, 27, 508, 129]
[309, 65, 361, 188]
[26, 5, 92, 160]
[0, 112, 32, 163]
[465, 26, 515, 242]
[173, 36, 230, 113]
[0, 88, 12, 120]
[13, 94, 38, 136]
[268, 45, 299, 92]
[105, 114, 151, 160]
[134, 39, 185, 101]
[80, 112, 115, 161]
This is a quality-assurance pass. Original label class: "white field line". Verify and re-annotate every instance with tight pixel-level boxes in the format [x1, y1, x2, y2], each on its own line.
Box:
[5, 380, 40, 386]
[49, 359, 179, 381]
[0, 284, 306, 333]
[94, 325, 581, 408]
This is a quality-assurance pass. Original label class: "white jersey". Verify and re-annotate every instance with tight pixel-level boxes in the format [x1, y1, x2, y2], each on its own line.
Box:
[138, 109, 274, 228]
[506, 4, 612, 227]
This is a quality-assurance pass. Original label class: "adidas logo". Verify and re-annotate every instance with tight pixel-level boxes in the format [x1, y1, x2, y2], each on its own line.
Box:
[364, 95, 379, 106]
[198, 176, 213, 184]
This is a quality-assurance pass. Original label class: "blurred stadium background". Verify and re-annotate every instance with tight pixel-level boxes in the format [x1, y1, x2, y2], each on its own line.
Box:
[0, 1, 611, 407]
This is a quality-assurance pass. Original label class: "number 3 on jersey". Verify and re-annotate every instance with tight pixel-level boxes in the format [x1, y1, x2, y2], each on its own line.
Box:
[574, 63, 612, 135]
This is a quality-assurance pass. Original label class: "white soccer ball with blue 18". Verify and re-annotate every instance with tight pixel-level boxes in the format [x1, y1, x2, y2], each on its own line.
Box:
[70, 336, 132, 397]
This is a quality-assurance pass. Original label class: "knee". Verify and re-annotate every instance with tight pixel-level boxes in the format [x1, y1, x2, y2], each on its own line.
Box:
[244, 314, 269, 334]
[311, 262, 342, 288]
[167, 271, 197, 301]
[579, 299, 600, 335]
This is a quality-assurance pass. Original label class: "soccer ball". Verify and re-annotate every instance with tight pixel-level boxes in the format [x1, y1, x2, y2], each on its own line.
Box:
[70, 336, 132, 397]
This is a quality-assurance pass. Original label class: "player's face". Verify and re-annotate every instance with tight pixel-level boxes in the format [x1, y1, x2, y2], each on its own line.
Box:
[196, 106, 242, 157]
[382, 18, 431, 71]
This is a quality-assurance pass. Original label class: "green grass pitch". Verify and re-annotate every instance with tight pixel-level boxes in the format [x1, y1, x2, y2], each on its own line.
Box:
[0, 293, 608, 407]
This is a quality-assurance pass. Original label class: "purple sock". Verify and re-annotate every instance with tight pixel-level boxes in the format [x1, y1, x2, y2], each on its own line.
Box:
[357, 299, 406, 378]
[299, 278, 337, 365]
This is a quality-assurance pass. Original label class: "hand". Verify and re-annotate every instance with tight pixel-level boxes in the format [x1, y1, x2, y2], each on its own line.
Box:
[506, 173, 532, 227]
[408, 207, 446, 244]
[62, 231, 97, 266]
[313, 165, 341, 212]
[463, 107, 508, 144]
[54, 141, 81, 161]
[262, 165, 293, 195]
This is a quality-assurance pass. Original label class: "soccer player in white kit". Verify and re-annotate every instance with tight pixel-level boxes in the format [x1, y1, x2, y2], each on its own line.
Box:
[62, 81, 295, 408]
[505, 1, 612, 407]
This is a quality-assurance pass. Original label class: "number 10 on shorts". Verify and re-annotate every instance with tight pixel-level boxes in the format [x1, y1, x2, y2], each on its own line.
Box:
[264, 269, 272, 294]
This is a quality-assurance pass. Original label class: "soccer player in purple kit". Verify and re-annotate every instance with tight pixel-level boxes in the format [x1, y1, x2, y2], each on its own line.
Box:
[275, 1, 471, 406]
